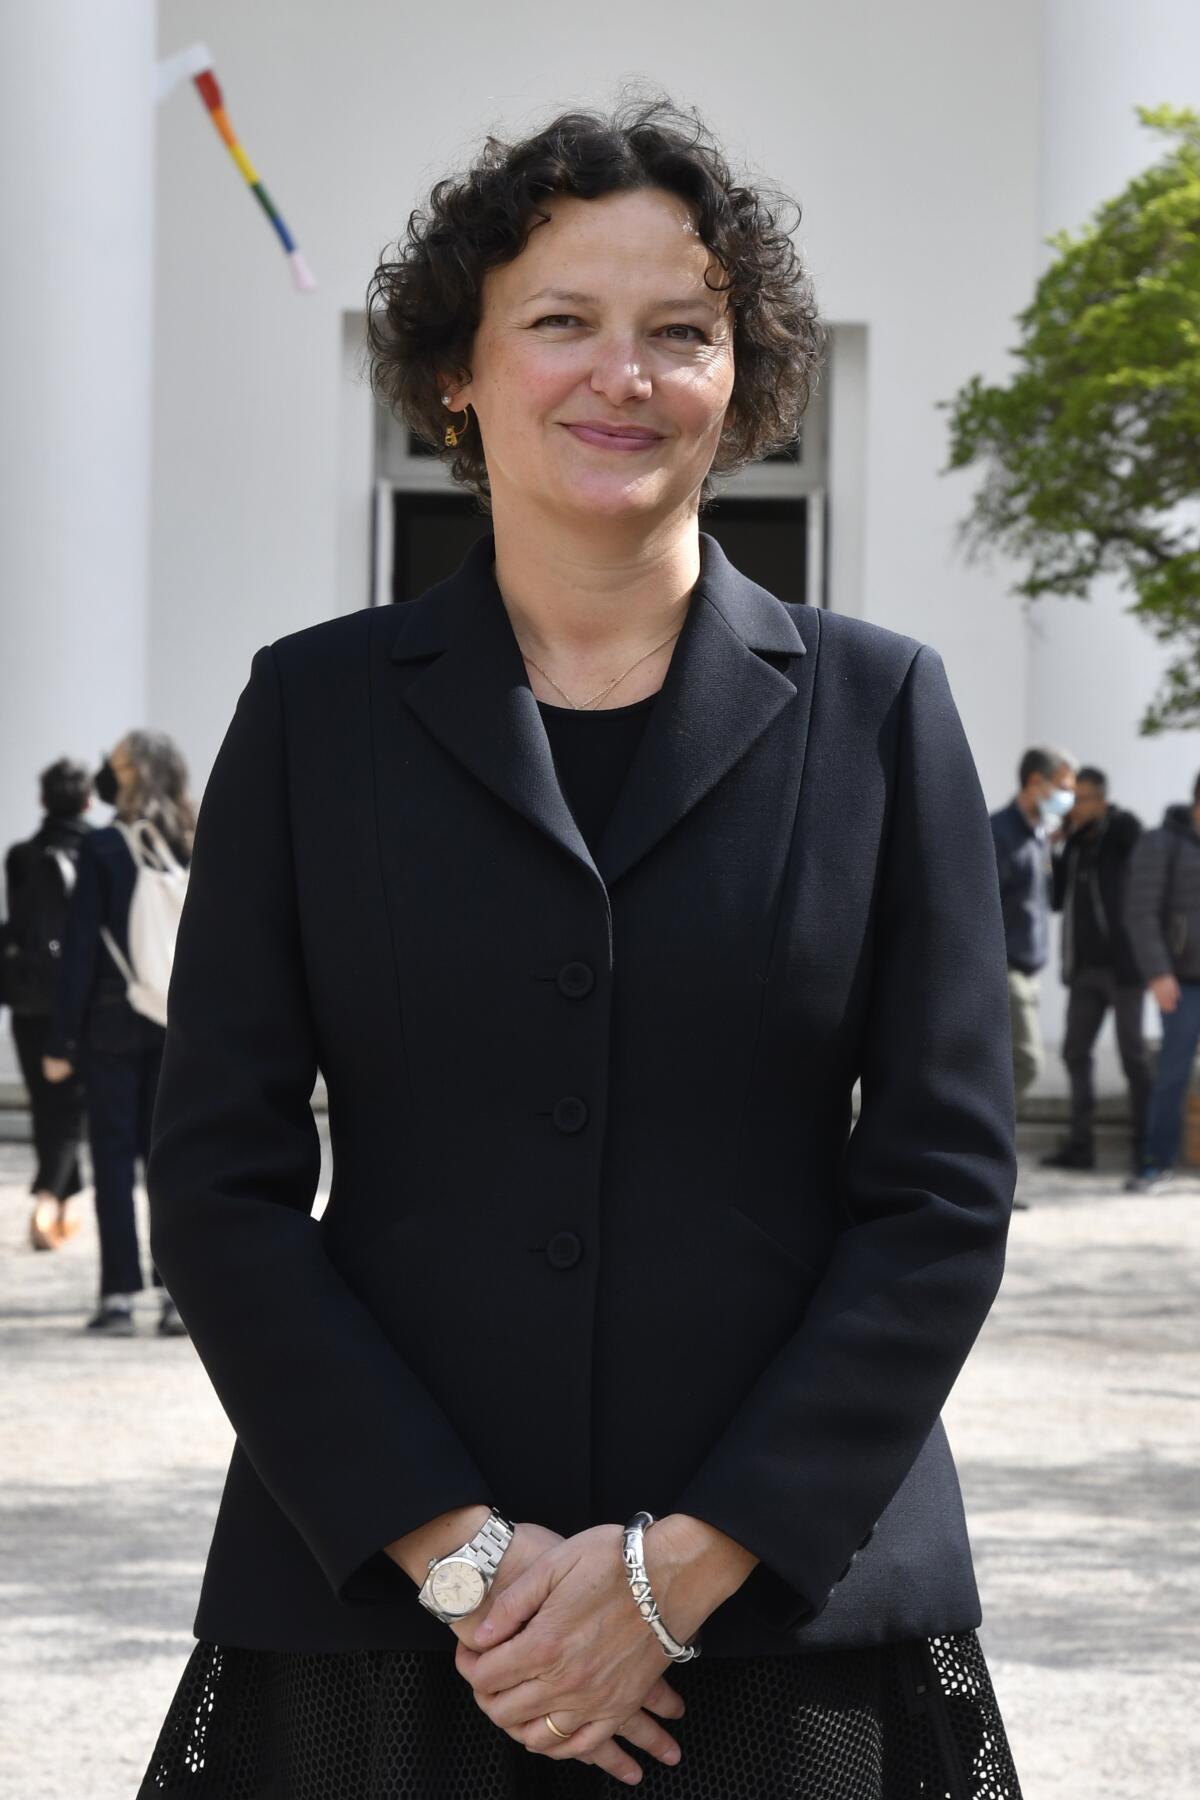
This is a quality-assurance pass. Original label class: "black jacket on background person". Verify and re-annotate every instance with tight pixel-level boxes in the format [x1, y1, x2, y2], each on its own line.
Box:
[146, 531, 1017, 1658]
[989, 801, 1050, 974]
[1051, 805, 1143, 987]
[1126, 804, 1200, 984]
[45, 825, 166, 1061]
[2, 814, 92, 1014]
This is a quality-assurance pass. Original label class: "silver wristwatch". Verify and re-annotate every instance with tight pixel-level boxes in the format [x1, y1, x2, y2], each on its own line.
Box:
[416, 1508, 515, 1623]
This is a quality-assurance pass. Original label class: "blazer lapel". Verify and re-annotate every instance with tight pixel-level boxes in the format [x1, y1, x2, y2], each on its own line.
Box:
[391, 535, 597, 880]
[388, 530, 808, 890]
[594, 535, 805, 886]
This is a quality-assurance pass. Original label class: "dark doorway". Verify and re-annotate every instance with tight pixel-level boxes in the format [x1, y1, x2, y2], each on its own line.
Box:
[384, 491, 492, 604]
[384, 490, 817, 607]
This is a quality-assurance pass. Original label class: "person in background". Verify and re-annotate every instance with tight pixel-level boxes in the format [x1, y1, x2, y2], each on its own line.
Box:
[1, 759, 93, 1250]
[1123, 770, 1200, 1193]
[41, 733, 195, 1335]
[990, 748, 1077, 1204]
[1042, 767, 1148, 1173]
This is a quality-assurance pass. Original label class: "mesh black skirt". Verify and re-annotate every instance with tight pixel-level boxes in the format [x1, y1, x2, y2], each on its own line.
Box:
[137, 1630, 1022, 1799]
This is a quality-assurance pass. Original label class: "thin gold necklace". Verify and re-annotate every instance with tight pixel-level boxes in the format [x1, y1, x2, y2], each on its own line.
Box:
[521, 626, 682, 711]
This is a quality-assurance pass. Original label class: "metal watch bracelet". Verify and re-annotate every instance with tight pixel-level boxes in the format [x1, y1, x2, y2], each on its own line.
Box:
[417, 1507, 515, 1622]
[621, 1509, 702, 1662]
[464, 1508, 514, 1579]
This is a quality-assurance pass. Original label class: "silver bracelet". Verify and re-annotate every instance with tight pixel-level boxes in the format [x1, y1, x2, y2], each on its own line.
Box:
[621, 1510, 701, 1663]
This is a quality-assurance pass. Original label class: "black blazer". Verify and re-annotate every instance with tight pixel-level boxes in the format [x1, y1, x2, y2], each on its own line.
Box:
[1050, 804, 1143, 987]
[147, 531, 1016, 1658]
[2, 814, 91, 1016]
[46, 825, 167, 1060]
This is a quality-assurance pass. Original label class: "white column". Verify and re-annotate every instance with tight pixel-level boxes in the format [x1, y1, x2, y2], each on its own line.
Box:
[0, 0, 156, 884]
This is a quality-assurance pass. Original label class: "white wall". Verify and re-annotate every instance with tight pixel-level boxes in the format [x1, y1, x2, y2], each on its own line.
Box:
[148, 0, 1041, 800]
[5, 3, 1189, 1093]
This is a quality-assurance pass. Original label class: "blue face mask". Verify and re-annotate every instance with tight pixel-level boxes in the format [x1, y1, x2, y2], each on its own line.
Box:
[1039, 785, 1074, 821]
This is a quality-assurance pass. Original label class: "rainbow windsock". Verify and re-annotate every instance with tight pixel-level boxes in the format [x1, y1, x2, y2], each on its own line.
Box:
[156, 43, 314, 291]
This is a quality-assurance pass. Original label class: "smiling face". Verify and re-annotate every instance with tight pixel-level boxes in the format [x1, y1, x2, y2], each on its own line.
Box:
[450, 188, 737, 528]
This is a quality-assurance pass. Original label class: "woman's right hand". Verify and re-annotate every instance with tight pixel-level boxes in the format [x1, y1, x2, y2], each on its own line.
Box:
[449, 1521, 564, 1651]
[454, 1522, 687, 1786]
[42, 1056, 74, 1084]
[1150, 973, 1181, 1014]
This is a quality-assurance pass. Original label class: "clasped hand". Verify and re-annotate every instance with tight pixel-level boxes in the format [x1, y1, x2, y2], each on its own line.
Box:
[451, 1521, 698, 1786]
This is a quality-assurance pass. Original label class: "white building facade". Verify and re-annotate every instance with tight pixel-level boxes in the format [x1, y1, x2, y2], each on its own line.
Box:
[2, 0, 1198, 1080]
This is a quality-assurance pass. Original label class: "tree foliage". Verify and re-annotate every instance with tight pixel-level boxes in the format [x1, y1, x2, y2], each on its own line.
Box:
[941, 106, 1200, 734]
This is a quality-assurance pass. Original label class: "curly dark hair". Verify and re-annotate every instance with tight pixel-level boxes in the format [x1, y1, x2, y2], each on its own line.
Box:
[365, 94, 824, 509]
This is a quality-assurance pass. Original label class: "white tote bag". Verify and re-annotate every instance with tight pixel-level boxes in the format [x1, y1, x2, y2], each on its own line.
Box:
[99, 819, 189, 1027]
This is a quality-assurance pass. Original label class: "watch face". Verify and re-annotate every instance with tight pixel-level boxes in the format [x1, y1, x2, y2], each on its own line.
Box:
[430, 1558, 486, 1616]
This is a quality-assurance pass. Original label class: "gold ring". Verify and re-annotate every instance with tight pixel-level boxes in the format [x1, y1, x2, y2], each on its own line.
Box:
[544, 1713, 572, 1740]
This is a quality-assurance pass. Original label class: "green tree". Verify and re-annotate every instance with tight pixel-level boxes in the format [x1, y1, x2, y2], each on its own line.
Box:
[941, 105, 1200, 734]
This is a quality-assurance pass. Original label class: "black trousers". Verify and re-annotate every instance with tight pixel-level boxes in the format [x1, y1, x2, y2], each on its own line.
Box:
[82, 1037, 166, 1298]
[1062, 965, 1150, 1156]
[9, 1011, 87, 1201]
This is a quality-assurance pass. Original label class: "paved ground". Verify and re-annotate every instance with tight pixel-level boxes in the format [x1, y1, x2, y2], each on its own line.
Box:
[1, 1123, 1197, 1799]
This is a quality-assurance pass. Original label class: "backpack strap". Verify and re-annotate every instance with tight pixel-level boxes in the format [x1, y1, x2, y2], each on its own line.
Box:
[112, 816, 185, 875]
[45, 846, 77, 897]
[99, 923, 137, 987]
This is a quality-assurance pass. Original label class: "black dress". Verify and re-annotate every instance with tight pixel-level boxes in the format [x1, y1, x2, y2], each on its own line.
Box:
[138, 689, 1023, 1800]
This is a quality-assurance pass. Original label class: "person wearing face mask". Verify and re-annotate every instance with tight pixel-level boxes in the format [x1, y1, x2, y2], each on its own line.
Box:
[990, 747, 1078, 1161]
[1, 759, 94, 1250]
[41, 733, 195, 1336]
[1041, 768, 1147, 1173]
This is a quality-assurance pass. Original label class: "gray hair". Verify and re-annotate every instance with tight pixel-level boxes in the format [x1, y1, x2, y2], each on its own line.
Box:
[116, 730, 196, 856]
[1018, 744, 1077, 788]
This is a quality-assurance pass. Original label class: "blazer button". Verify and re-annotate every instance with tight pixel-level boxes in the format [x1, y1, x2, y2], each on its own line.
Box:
[556, 961, 595, 999]
[552, 1095, 588, 1134]
[546, 1230, 583, 1269]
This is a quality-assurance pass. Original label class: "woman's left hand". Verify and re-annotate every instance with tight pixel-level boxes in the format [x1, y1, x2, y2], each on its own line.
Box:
[454, 1515, 743, 1765]
[42, 1056, 74, 1084]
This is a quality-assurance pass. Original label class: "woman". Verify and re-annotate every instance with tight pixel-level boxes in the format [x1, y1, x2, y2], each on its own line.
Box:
[139, 98, 1023, 1796]
[2, 758, 92, 1250]
[43, 732, 194, 1337]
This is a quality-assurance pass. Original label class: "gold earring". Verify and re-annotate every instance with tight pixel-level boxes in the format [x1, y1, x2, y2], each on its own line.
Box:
[442, 396, 469, 449]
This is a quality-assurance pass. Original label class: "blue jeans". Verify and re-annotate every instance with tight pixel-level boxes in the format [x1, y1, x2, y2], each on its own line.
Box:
[1143, 982, 1200, 1171]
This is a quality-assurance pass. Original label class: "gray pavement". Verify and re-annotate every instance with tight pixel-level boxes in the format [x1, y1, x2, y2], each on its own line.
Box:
[1, 1124, 1197, 1799]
